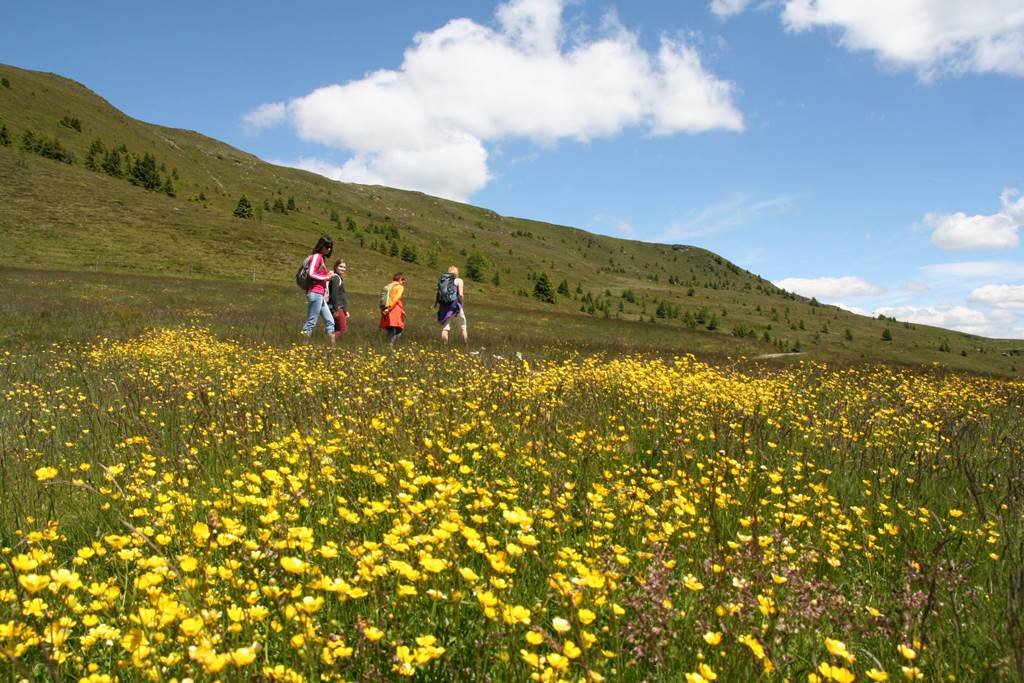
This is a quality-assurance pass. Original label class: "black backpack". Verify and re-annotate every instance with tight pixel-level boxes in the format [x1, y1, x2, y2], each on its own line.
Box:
[295, 256, 312, 290]
[437, 273, 458, 305]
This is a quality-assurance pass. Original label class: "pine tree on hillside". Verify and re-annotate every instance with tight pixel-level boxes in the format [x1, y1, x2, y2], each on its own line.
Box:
[533, 273, 556, 304]
[101, 149, 123, 178]
[881, 327, 893, 341]
[162, 176, 176, 197]
[128, 153, 161, 190]
[272, 197, 286, 214]
[287, 196, 297, 212]
[557, 279, 570, 296]
[85, 139, 105, 170]
[0, 124, 9, 147]
[465, 252, 488, 282]
[233, 195, 253, 219]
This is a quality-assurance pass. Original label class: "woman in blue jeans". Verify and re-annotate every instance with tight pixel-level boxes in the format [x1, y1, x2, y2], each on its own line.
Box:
[301, 235, 337, 342]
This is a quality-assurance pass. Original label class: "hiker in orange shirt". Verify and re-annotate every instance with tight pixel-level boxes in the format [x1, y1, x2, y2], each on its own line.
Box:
[379, 272, 406, 345]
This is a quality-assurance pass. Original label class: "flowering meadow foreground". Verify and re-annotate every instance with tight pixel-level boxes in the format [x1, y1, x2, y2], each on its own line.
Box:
[1, 328, 1023, 682]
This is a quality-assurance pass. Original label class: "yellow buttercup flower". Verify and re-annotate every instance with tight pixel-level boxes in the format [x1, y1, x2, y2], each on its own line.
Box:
[18, 574, 50, 594]
[703, 631, 722, 646]
[279, 556, 306, 574]
[35, 466, 58, 481]
[898, 644, 917, 660]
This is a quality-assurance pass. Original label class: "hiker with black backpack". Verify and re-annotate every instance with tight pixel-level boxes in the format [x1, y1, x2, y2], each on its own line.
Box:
[328, 259, 349, 338]
[436, 265, 467, 346]
[379, 272, 407, 345]
[297, 235, 337, 343]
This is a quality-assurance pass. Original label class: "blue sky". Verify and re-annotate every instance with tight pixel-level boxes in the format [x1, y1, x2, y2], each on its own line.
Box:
[4, 0, 1024, 337]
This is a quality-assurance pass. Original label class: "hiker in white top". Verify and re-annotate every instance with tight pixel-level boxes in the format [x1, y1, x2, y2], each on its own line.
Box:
[436, 265, 467, 346]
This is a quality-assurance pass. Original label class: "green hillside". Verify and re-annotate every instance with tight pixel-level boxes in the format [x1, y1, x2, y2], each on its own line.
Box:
[1, 63, 1021, 373]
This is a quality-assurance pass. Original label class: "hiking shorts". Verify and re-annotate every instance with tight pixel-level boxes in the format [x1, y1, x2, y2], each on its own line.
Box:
[442, 308, 467, 332]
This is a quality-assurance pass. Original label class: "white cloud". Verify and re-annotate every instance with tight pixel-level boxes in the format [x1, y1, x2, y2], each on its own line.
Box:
[920, 260, 1024, 280]
[663, 194, 792, 239]
[969, 284, 1024, 309]
[875, 304, 994, 336]
[710, 0, 754, 18]
[273, 142, 490, 202]
[245, 0, 744, 201]
[926, 188, 1024, 251]
[719, 1, 1024, 79]
[773, 275, 882, 300]
[241, 102, 287, 132]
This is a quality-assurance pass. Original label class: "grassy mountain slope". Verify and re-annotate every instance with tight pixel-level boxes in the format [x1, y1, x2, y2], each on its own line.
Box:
[1, 63, 1022, 374]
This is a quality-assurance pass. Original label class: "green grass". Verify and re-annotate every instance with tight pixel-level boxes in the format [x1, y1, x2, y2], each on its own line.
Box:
[1, 62, 1022, 376]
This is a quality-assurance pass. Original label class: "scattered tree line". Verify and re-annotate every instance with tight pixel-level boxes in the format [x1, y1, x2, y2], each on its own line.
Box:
[263, 195, 298, 214]
[59, 115, 82, 132]
[85, 139, 177, 196]
[21, 129, 75, 164]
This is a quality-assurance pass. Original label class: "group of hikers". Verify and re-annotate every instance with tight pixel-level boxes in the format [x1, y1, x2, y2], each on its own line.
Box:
[298, 235, 468, 346]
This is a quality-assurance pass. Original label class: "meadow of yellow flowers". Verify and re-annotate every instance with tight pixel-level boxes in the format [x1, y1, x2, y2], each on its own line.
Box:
[1, 327, 1022, 681]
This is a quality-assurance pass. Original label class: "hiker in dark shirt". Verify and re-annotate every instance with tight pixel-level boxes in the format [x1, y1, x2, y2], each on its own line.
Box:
[328, 259, 349, 337]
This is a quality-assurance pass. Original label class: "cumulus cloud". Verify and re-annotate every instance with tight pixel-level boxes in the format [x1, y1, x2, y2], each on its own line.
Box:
[710, 0, 755, 18]
[716, 0, 1024, 79]
[926, 189, 1024, 251]
[773, 275, 882, 300]
[969, 284, 1024, 309]
[241, 102, 287, 133]
[245, 0, 744, 201]
[875, 304, 995, 335]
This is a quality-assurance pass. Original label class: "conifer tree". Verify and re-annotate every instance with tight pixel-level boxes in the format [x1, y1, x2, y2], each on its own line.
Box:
[101, 149, 123, 177]
[85, 139, 106, 170]
[234, 195, 254, 219]
[129, 153, 161, 190]
[0, 124, 9, 147]
[287, 196, 297, 212]
[533, 273, 556, 304]
[465, 253, 488, 282]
